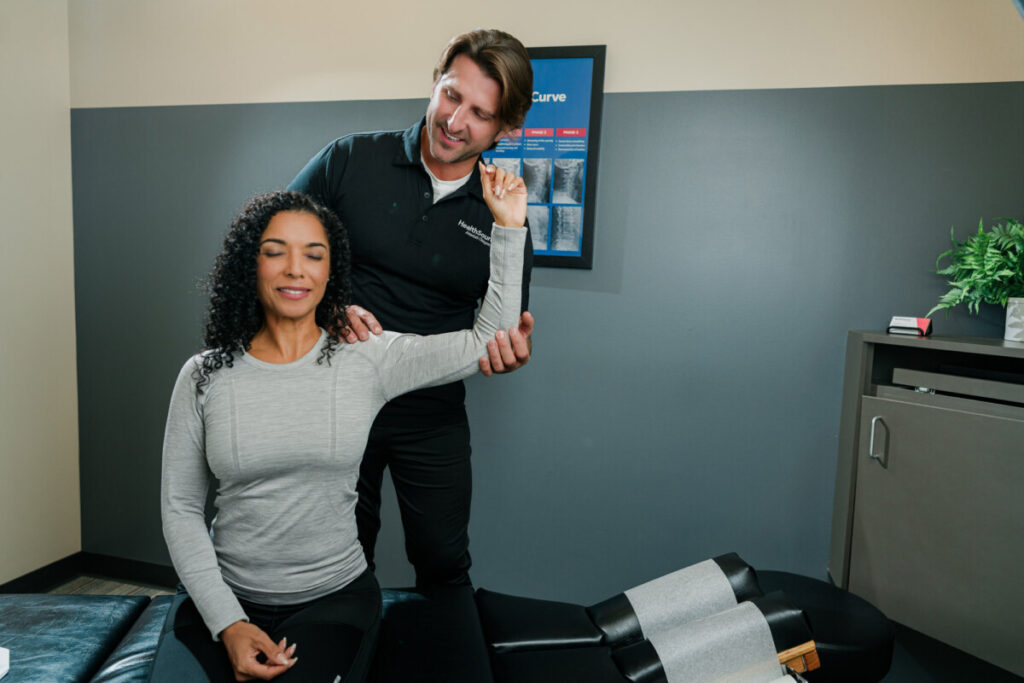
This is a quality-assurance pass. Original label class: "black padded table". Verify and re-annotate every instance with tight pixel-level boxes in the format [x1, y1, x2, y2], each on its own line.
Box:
[0, 594, 151, 682]
[0, 573, 894, 682]
[758, 571, 894, 682]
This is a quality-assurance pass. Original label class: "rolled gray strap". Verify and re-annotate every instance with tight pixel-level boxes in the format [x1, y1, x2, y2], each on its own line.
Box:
[624, 559, 738, 638]
[647, 601, 783, 683]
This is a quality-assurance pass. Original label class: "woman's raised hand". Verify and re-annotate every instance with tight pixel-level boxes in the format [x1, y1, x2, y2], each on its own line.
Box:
[479, 161, 527, 229]
[220, 621, 297, 680]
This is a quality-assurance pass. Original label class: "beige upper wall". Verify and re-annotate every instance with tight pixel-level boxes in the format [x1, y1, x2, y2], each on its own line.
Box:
[0, 0, 81, 583]
[69, 0, 1024, 108]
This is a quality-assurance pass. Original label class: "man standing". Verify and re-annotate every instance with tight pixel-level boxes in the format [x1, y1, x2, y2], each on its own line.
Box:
[288, 29, 534, 588]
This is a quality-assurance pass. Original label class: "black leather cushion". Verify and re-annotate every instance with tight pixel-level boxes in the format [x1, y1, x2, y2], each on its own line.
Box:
[752, 592, 813, 652]
[476, 589, 605, 653]
[370, 587, 493, 683]
[758, 571, 894, 683]
[587, 592, 643, 648]
[0, 594, 149, 682]
[713, 552, 763, 604]
[611, 639, 670, 683]
[90, 595, 172, 682]
[491, 647, 631, 683]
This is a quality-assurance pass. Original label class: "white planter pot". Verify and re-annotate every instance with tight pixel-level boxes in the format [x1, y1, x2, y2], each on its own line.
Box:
[1005, 297, 1024, 342]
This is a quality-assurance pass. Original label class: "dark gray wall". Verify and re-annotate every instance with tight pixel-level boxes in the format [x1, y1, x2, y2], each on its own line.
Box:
[72, 82, 1023, 602]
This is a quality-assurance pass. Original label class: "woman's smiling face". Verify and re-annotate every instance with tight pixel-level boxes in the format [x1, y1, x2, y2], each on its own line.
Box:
[256, 210, 331, 325]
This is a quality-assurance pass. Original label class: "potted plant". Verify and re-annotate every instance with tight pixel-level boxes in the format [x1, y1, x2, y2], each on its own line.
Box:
[927, 217, 1024, 342]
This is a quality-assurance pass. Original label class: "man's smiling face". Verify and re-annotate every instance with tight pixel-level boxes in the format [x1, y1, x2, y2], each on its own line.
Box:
[422, 53, 508, 179]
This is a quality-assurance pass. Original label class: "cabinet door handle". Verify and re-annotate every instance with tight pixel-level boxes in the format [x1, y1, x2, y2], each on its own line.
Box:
[868, 415, 888, 467]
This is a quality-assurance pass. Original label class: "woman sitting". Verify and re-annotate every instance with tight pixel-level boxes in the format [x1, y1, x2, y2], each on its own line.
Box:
[152, 166, 526, 681]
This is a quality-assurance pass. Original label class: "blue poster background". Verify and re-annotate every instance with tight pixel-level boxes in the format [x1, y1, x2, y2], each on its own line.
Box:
[485, 57, 593, 256]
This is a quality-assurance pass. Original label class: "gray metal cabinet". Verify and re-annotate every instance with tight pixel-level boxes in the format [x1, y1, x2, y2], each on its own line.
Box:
[829, 332, 1024, 676]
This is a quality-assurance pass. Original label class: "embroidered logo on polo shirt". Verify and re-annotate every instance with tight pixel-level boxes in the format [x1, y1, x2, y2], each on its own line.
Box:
[457, 219, 491, 246]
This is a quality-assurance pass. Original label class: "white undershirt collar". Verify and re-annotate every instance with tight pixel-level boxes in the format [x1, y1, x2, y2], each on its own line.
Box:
[421, 153, 472, 203]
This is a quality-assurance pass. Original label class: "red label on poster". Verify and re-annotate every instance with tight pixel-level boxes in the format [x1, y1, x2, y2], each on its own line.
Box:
[557, 128, 587, 137]
[524, 128, 554, 137]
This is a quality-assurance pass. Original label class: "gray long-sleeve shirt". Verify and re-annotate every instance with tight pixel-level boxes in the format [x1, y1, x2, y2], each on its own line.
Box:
[161, 225, 525, 639]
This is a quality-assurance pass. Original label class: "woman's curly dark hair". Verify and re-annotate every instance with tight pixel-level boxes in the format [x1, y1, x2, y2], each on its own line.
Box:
[194, 191, 352, 393]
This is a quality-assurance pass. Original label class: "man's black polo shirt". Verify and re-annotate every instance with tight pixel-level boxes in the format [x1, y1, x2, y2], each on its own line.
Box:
[289, 119, 533, 423]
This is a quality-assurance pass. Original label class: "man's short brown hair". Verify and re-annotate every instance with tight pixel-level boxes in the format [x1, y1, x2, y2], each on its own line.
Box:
[433, 29, 533, 131]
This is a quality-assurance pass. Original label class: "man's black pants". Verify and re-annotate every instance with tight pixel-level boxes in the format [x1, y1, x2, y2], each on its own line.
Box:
[356, 416, 473, 588]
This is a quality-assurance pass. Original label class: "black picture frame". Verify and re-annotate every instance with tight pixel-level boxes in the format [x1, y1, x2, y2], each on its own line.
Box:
[485, 45, 605, 269]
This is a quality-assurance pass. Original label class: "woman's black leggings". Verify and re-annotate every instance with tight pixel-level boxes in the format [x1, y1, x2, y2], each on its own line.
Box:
[147, 570, 381, 682]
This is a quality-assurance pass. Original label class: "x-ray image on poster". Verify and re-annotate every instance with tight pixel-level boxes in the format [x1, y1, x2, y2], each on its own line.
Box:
[484, 45, 604, 269]
[490, 157, 521, 176]
[553, 158, 584, 204]
[552, 205, 582, 251]
[523, 158, 552, 203]
[526, 205, 550, 251]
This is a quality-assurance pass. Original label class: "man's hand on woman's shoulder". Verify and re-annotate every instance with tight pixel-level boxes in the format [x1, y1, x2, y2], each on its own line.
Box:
[341, 305, 383, 343]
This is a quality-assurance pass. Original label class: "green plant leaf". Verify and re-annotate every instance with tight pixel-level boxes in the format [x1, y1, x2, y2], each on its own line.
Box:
[927, 216, 1024, 316]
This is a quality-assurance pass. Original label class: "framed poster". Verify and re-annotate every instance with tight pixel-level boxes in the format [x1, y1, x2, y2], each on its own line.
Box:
[484, 45, 605, 269]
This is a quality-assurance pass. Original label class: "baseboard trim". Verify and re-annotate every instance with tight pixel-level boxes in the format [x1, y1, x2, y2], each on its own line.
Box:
[81, 552, 178, 588]
[0, 553, 84, 593]
[0, 552, 178, 593]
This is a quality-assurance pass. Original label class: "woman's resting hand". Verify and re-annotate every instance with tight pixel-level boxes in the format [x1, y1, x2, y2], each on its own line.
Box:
[220, 621, 297, 681]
